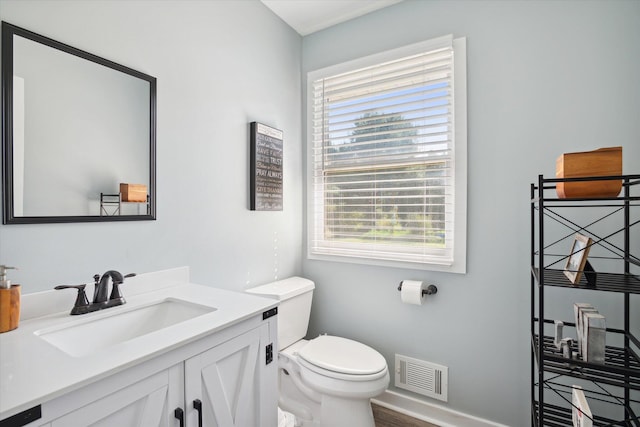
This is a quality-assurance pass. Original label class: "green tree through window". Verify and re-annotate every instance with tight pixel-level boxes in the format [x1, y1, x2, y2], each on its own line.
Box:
[324, 113, 445, 246]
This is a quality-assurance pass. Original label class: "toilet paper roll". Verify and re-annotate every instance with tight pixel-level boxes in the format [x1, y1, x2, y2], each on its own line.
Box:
[400, 280, 425, 305]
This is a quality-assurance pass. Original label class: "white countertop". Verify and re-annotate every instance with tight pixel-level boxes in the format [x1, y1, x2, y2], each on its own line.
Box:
[0, 267, 278, 420]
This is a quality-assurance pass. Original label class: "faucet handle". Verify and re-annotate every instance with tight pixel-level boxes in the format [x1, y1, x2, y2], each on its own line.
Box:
[54, 284, 90, 315]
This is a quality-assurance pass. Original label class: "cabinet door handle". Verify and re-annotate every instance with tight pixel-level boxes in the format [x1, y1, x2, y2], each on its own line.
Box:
[174, 407, 184, 427]
[193, 399, 203, 427]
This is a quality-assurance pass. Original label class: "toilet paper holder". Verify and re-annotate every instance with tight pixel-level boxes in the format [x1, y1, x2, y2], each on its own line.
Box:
[397, 281, 437, 296]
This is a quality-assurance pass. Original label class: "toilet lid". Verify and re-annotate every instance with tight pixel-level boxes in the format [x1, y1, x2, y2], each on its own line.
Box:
[297, 335, 386, 375]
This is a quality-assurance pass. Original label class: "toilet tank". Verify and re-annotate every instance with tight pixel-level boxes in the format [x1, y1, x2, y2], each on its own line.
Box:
[246, 277, 314, 350]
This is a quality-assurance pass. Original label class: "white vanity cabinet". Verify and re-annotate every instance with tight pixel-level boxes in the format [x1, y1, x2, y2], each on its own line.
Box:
[22, 315, 277, 427]
[184, 324, 273, 427]
[45, 367, 180, 427]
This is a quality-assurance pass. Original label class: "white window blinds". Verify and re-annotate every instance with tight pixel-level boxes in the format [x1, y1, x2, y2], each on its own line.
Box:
[308, 35, 466, 270]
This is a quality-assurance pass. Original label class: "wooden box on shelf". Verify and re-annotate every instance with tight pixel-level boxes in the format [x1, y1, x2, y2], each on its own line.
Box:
[555, 146, 622, 199]
[119, 183, 147, 202]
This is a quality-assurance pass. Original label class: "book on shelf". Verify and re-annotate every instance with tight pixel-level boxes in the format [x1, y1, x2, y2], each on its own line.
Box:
[582, 312, 606, 363]
[574, 303, 595, 358]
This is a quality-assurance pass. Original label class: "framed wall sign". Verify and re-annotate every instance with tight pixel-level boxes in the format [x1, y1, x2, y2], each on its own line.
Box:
[250, 122, 283, 211]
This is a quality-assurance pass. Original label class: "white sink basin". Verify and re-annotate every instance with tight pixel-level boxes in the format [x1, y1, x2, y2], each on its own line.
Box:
[35, 298, 216, 357]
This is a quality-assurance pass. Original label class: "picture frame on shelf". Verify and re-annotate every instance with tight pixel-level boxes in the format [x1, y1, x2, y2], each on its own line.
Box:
[572, 386, 593, 427]
[564, 234, 593, 284]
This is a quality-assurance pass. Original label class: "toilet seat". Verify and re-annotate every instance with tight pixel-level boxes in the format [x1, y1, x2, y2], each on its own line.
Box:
[296, 336, 387, 381]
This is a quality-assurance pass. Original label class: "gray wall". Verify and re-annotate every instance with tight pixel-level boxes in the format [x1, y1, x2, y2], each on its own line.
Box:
[0, 0, 303, 291]
[1, 1, 639, 426]
[301, 1, 640, 425]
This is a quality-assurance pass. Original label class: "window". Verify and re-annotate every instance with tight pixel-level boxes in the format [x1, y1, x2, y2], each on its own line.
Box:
[307, 35, 467, 272]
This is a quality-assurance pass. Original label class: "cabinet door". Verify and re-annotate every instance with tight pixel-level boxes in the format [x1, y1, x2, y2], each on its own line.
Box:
[49, 366, 182, 427]
[185, 323, 275, 427]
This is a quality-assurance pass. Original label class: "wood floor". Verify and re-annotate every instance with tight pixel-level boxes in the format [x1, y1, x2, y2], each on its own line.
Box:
[372, 403, 439, 427]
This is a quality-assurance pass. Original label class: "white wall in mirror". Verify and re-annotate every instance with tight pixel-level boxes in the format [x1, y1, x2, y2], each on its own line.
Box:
[13, 34, 150, 217]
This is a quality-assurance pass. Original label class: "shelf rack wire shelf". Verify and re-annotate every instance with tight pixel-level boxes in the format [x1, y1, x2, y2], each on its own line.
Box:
[531, 174, 640, 427]
[100, 193, 151, 216]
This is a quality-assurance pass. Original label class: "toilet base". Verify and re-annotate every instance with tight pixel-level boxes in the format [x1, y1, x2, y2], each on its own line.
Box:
[282, 399, 375, 427]
[319, 394, 375, 427]
[280, 369, 377, 427]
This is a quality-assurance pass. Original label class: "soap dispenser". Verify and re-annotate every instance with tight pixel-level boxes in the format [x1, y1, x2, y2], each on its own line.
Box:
[0, 265, 20, 333]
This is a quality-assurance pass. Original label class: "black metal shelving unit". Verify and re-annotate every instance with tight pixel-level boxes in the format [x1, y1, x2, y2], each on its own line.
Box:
[100, 193, 121, 216]
[100, 193, 151, 216]
[531, 174, 640, 426]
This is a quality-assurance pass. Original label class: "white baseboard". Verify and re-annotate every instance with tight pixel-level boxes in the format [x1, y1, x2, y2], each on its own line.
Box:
[371, 390, 508, 427]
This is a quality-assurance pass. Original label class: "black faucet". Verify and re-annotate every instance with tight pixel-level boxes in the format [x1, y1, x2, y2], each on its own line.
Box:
[93, 270, 125, 304]
[55, 270, 136, 315]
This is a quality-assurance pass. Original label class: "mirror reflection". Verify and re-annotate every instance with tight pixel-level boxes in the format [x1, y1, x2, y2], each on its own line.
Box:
[2, 22, 156, 223]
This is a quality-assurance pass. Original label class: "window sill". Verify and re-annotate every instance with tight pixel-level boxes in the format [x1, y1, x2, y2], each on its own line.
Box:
[307, 251, 466, 274]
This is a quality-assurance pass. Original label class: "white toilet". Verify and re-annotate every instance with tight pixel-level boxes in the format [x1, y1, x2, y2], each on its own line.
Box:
[247, 277, 389, 427]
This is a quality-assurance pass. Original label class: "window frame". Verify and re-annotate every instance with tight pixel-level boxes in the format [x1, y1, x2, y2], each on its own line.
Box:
[306, 36, 467, 273]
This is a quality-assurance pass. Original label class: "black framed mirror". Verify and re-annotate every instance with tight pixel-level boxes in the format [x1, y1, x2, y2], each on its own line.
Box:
[1, 22, 156, 224]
